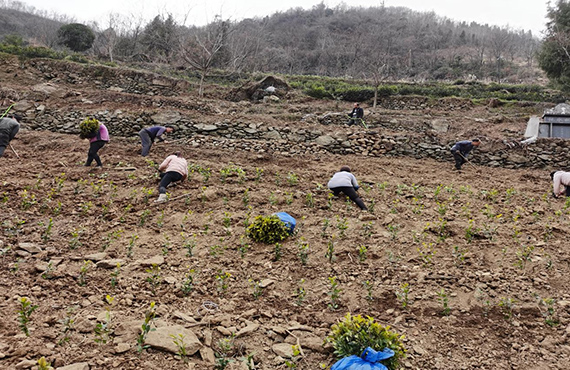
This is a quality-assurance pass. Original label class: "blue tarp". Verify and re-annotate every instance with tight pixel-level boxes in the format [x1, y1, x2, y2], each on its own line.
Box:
[274, 212, 296, 234]
[331, 347, 395, 370]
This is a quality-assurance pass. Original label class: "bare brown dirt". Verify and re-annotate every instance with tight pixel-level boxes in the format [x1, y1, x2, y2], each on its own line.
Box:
[0, 56, 569, 370]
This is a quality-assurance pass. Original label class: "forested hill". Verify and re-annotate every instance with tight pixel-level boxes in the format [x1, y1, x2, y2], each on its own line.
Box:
[231, 4, 540, 81]
[0, 2, 542, 83]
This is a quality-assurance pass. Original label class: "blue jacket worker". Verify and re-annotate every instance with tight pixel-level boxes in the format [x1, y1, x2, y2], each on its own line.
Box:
[0, 114, 21, 158]
[327, 166, 367, 210]
[451, 138, 480, 170]
[139, 125, 174, 157]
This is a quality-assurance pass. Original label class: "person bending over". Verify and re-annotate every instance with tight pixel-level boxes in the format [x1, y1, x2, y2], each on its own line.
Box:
[327, 166, 367, 210]
[155, 152, 188, 203]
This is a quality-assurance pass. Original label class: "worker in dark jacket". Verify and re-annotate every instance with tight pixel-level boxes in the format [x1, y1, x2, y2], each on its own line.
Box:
[451, 138, 480, 170]
[0, 114, 21, 158]
[347, 103, 364, 126]
[139, 125, 174, 157]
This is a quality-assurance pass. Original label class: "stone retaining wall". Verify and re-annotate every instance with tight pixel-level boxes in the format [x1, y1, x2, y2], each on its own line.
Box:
[22, 108, 566, 170]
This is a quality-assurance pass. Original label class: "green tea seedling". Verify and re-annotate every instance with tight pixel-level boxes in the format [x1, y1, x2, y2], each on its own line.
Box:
[305, 192, 314, 207]
[325, 236, 335, 263]
[139, 210, 151, 226]
[436, 201, 447, 216]
[274, 242, 282, 261]
[321, 217, 330, 238]
[284, 191, 294, 205]
[241, 353, 256, 370]
[437, 288, 450, 316]
[37, 357, 53, 370]
[161, 236, 171, 255]
[296, 279, 307, 306]
[127, 234, 138, 257]
[216, 271, 231, 295]
[418, 242, 436, 267]
[297, 238, 309, 265]
[255, 167, 264, 182]
[156, 210, 165, 228]
[181, 268, 196, 296]
[363, 280, 374, 301]
[465, 219, 478, 243]
[40, 218, 53, 242]
[435, 218, 449, 241]
[368, 199, 375, 214]
[284, 345, 302, 368]
[396, 283, 410, 308]
[215, 334, 235, 370]
[327, 192, 334, 209]
[286, 171, 299, 185]
[238, 235, 250, 258]
[146, 264, 162, 294]
[514, 245, 535, 269]
[20, 189, 37, 210]
[540, 298, 559, 327]
[223, 211, 232, 230]
[361, 222, 373, 239]
[269, 192, 277, 206]
[242, 188, 250, 206]
[136, 301, 156, 352]
[80, 201, 93, 215]
[17, 297, 38, 336]
[452, 246, 467, 266]
[94, 295, 114, 344]
[171, 333, 189, 362]
[78, 260, 91, 286]
[336, 216, 348, 238]
[358, 245, 368, 262]
[69, 228, 83, 249]
[181, 232, 196, 257]
[110, 263, 121, 289]
[249, 279, 264, 299]
[387, 223, 399, 240]
[274, 171, 281, 185]
[328, 276, 341, 310]
[102, 229, 122, 251]
[498, 297, 516, 320]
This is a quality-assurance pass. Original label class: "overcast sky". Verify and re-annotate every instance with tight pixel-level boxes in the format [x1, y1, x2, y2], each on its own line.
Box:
[20, 0, 547, 36]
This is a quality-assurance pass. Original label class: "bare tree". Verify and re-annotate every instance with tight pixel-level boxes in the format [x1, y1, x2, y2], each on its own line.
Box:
[178, 16, 230, 96]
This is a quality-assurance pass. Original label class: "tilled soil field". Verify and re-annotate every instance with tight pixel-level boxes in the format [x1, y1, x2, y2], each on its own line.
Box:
[1, 128, 569, 370]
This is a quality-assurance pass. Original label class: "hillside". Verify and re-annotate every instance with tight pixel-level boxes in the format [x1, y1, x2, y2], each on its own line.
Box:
[0, 56, 569, 370]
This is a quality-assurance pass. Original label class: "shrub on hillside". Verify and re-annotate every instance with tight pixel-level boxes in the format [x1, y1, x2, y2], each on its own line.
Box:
[246, 215, 290, 244]
[327, 313, 406, 370]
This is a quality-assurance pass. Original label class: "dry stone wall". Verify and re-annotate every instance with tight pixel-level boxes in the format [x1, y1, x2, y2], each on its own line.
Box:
[21, 107, 567, 171]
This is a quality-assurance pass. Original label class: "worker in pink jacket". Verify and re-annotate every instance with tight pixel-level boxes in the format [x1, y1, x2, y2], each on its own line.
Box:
[84, 122, 109, 168]
[156, 152, 188, 203]
[551, 170, 570, 197]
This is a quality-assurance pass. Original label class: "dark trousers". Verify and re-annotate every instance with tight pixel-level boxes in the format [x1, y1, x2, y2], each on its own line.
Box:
[0, 125, 18, 157]
[0, 145, 6, 157]
[452, 151, 465, 170]
[159, 171, 183, 194]
[139, 129, 153, 157]
[331, 186, 367, 210]
[85, 141, 106, 166]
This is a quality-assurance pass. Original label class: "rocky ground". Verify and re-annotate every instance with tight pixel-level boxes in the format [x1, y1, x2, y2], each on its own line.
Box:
[0, 55, 569, 370]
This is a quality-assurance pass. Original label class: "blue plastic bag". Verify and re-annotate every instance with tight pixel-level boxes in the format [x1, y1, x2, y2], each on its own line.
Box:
[331, 347, 395, 370]
[274, 212, 296, 234]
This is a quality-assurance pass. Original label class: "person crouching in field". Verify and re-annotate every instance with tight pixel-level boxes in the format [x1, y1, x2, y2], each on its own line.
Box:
[155, 152, 188, 203]
[327, 166, 368, 210]
[139, 125, 174, 157]
[450, 138, 480, 170]
[0, 113, 20, 158]
[551, 170, 570, 198]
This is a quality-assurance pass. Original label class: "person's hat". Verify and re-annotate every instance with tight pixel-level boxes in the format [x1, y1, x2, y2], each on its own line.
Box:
[550, 171, 558, 180]
[11, 113, 22, 122]
[340, 166, 351, 172]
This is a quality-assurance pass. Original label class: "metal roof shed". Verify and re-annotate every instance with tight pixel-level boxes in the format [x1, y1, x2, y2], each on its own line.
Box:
[539, 103, 570, 138]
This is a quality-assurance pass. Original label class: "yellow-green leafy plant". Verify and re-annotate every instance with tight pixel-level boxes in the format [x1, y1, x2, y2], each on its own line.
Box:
[79, 117, 100, 139]
[17, 297, 38, 336]
[327, 313, 406, 370]
[136, 301, 156, 353]
[37, 357, 53, 370]
[246, 215, 290, 244]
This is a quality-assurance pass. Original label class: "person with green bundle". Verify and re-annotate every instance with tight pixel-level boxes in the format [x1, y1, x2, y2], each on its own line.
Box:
[80, 118, 109, 168]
